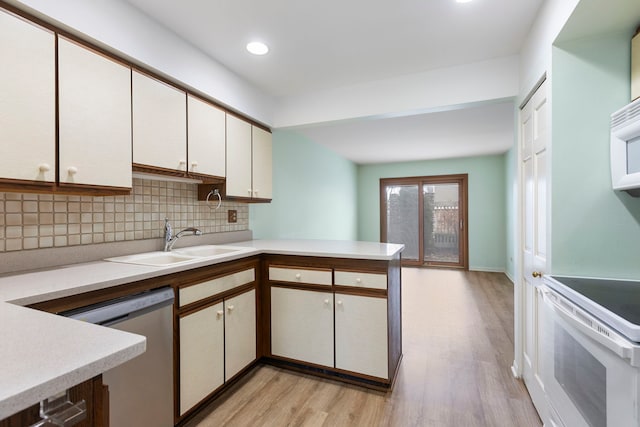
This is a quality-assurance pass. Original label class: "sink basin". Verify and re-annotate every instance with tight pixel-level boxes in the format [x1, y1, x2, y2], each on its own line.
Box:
[105, 252, 201, 267]
[105, 245, 250, 267]
[173, 245, 242, 258]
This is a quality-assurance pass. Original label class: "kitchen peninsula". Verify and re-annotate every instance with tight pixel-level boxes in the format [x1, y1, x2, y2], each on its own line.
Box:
[0, 239, 403, 425]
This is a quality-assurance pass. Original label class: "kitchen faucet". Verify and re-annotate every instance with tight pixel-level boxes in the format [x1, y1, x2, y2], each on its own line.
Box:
[164, 218, 202, 252]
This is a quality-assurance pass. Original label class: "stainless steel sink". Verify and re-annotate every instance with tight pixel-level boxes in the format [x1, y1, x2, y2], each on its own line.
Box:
[173, 245, 242, 258]
[104, 252, 201, 267]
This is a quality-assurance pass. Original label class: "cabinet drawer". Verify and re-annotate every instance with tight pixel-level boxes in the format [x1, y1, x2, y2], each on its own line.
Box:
[334, 271, 387, 290]
[268, 266, 332, 286]
[179, 268, 255, 307]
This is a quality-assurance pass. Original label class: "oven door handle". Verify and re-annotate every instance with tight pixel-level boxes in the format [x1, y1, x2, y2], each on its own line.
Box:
[541, 288, 637, 364]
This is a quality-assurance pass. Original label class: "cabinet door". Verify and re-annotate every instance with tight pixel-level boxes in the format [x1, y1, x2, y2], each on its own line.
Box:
[226, 114, 252, 198]
[270, 287, 333, 367]
[225, 289, 256, 380]
[251, 126, 272, 199]
[133, 70, 187, 172]
[0, 10, 55, 183]
[187, 95, 225, 177]
[58, 37, 132, 188]
[179, 302, 224, 416]
[335, 293, 389, 379]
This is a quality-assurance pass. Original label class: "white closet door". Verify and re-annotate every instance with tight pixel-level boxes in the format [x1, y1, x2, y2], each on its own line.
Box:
[226, 114, 252, 198]
[0, 9, 55, 182]
[58, 37, 132, 188]
[224, 289, 256, 380]
[187, 95, 225, 177]
[251, 126, 272, 199]
[271, 287, 334, 367]
[335, 293, 389, 379]
[132, 70, 187, 171]
[520, 79, 549, 420]
[179, 302, 224, 416]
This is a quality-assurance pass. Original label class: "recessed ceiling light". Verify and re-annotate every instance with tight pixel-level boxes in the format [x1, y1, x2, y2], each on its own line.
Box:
[246, 41, 269, 55]
[456, 0, 473, 3]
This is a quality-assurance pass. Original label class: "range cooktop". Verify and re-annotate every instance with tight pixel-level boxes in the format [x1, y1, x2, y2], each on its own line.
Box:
[545, 275, 640, 342]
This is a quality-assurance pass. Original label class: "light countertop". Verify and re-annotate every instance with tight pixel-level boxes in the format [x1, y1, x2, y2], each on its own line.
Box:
[0, 239, 403, 419]
[230, 239, 404, 260]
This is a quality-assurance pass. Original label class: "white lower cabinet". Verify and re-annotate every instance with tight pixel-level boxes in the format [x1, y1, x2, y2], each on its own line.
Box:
[179, 287, 257, 417]
[224, 289, 257, 380]
[335, 293, 388, 379]
[270, 287, 334, 367]
[179, 301, 224, 416]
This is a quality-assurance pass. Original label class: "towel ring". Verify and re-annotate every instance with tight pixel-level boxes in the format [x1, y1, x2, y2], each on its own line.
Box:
[206, 188, 222, 210]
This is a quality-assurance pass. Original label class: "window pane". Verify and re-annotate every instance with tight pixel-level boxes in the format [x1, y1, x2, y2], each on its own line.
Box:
[385, 184, 419, 260]
[424, 183, 459, 264]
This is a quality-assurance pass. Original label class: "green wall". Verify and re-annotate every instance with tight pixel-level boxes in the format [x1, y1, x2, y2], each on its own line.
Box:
[356, 155, 507, 272]
[250, 130, 358, 240]
[551, 32, 640, 279]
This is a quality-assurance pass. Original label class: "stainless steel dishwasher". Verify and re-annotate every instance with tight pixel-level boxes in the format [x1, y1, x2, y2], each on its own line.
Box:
[62, 287, 174, 427]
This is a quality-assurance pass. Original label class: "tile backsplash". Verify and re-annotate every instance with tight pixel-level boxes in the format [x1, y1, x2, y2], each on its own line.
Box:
[0, 178, 248, 252]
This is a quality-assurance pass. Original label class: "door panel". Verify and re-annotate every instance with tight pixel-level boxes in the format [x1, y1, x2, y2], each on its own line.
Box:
[132, 70, 187, 171]
[0, 9, 55, 183]
[383, 184, 419, 261]
[58, 37, 132, 188]
[225, 289, 256, 380]
[226, 115, 252, 198]
[252, 126, 273, 199]
[270, 287, 333, 367]
[335, 293, 388, 379]
[423, 183, 460, 264]
[179, 302, 224, 416]
[187, 95, 225, 177]
[520, 79, 549, 421]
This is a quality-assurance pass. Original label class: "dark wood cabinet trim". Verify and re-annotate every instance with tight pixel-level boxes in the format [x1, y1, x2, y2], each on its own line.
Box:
[0, 179, 55, 194]
[24, 253, 401, 424]
[263, 357, 392, 392]
[0, 1, 272, 195]
[269, 282, 333, 293]
[0, 1, 271, 133]
[0, 375, 107, 427]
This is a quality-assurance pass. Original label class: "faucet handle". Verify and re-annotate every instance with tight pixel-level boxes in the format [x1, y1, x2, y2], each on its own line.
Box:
[164, 218, 172, 241]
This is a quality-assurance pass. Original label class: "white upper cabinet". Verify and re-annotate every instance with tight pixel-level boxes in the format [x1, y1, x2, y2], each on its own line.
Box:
[226, 114, 252, 198]
[251, 126, 273, 200]
[58, 36, 132, 188]
[132, 70, 187, 172]
[187, 95, 225, 178]
[0, 9, 55, 183]
[226, 114, 273, 200]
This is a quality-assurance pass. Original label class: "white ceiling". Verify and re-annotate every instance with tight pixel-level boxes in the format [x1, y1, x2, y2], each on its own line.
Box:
[291, 101, 515, 164]
[122, 0, 543, 163]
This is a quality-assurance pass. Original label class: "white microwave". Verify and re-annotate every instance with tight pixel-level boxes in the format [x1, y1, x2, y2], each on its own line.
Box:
[611, 97, 640, 196]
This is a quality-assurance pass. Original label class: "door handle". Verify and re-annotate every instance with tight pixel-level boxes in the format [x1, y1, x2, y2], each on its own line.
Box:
[532, 271, 542, 278]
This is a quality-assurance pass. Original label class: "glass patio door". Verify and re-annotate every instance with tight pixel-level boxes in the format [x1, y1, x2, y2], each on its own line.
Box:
[381, 174, 468, 269]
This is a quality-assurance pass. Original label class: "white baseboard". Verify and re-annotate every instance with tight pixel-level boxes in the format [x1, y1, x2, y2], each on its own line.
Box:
[469, 266, 505, 273]
[511, 361, 521, 378]
[504, 270, 515, 284]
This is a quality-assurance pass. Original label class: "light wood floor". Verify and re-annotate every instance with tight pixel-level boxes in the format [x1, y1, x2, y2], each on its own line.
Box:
[187, 268, 542, 427]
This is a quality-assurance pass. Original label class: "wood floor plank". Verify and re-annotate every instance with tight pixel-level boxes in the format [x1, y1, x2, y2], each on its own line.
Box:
[185, 268, 542, 427]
